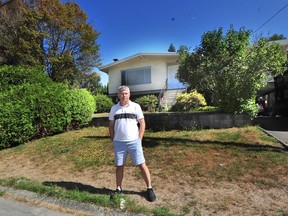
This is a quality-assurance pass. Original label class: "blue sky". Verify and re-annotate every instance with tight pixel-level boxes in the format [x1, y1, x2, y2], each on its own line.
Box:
[68, 0, 288, 85]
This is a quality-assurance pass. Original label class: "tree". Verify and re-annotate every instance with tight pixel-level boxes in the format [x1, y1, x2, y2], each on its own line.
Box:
[267, 33, 286, 41]
[78, 72, 101, 94]
[168, 43, 176, 52]
[0, 0, 101, 86]
[177, 26, 286, 116]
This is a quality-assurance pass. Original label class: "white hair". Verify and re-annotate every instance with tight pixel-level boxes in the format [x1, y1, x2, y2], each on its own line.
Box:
[118, 86, 130, 93]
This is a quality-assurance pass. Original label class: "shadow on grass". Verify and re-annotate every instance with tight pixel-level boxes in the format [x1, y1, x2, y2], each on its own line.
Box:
[83, 135, 286, 152]
[141, 136, 286, 153]
[42, 181, 146, 198]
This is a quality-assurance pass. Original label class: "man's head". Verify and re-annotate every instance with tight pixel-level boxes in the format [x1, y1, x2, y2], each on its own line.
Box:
[118, 86, 130, 105]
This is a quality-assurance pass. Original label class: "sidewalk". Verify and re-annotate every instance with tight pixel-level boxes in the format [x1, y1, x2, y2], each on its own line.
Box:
[253, 116, 288, 148]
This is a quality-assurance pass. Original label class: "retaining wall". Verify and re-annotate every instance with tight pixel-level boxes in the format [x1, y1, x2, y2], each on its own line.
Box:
[90, 112, 251, 130]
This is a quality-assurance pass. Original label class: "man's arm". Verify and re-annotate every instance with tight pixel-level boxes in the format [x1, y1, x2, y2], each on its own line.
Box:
[109, 120, 115, 141]
[138, 118, 146, 140]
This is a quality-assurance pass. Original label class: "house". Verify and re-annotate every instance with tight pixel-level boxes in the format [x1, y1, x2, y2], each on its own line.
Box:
[99, 52, 187, 106]
[257, 39, 288, 116]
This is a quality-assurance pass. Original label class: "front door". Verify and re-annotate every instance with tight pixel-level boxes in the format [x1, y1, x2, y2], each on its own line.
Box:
[167, 65, 186, 89]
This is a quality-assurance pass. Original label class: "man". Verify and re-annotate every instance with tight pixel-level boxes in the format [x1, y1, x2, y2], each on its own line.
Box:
[108, 86, 156, 202]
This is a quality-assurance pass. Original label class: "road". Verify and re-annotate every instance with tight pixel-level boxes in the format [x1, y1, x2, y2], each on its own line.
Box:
[0, 197, 73, 216]
[253, 116, 288, 147]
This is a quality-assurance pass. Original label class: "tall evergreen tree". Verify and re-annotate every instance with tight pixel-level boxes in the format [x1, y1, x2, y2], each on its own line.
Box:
[168, 43, 176, 52]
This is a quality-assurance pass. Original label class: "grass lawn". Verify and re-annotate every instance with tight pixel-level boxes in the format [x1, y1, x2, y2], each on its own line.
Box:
[0, 126, 287, 215]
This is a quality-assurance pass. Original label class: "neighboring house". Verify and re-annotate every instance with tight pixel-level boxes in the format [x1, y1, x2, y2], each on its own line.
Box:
[257, 39, 288, 116]
[99, 52, 187, 106]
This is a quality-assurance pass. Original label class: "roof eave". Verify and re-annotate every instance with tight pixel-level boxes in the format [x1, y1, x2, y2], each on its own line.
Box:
[99, 52, 178, 73]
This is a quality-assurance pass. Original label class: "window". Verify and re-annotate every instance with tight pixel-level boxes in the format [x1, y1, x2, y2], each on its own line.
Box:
[121, 67, 151, 85]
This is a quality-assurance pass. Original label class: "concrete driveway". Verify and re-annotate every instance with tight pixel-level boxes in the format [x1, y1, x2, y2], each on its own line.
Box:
[253, 116, 288, 147]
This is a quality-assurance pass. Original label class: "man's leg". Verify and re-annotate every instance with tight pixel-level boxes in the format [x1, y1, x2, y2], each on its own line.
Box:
[138, 163, 152, 188]
[116, 165, 124, 190]
[138, 163, 156, 202]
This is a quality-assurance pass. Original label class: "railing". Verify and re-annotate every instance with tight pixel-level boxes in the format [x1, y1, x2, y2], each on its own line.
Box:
[158, 79, 168, 105]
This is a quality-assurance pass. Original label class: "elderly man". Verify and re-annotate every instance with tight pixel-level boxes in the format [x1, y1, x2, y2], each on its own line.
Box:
[108, 86, 156, 202]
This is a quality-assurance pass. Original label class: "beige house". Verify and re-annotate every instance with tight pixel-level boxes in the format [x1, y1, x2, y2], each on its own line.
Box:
[99, 52, 187, 105]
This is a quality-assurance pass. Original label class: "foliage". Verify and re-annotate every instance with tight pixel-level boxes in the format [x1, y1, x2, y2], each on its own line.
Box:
[177, 26, 286, 116]
[77, 72, 101, 94]
[0, 0, 101, 86]
[0, 65, 50, 90]
[193, 106, 219, 112]
[266, 34, 286, 41]
[170, 90, 207, 112]
[135, 95, 158, 112]
[0, 82, 71, 148]
[68, 89, 96, 128]
[168, 43, 176, 52]
[94, 94, 114, 113]
[0, 66, 95, 147]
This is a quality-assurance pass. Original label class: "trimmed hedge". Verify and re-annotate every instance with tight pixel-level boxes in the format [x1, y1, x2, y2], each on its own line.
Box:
[0, 66, 95, 148]
[93, 94, 113, 113]
[68, 89, 96, 128]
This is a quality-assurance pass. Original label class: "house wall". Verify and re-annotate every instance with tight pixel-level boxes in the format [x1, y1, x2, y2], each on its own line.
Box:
[108, 56, 178, 96]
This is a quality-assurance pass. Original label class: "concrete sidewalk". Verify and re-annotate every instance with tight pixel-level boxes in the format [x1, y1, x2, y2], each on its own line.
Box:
[253, 116, 288, 148]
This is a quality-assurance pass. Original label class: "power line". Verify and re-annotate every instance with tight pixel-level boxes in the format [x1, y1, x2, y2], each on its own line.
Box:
[252, 2, 288, 35]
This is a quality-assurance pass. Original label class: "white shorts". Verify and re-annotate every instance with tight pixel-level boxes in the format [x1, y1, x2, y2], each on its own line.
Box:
[113, 138, 145, 166]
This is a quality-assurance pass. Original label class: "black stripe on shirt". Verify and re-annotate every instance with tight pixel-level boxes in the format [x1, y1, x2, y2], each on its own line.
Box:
[114, 113, 137, 120]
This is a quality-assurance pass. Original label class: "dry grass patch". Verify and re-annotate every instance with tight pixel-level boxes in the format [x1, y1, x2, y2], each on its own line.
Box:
[0, 126, 287, 215]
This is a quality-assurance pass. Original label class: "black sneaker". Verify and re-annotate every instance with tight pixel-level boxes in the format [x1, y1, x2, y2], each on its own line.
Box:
[110, 188, 122, 199]
[147, 188, 156, 202]
[114, 188, 122, 194]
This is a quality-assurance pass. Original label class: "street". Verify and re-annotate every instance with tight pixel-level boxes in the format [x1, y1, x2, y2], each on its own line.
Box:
[0, 197, 73, 216]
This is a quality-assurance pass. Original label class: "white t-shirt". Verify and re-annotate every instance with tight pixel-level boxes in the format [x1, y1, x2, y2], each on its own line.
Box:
[109, 101, 144, 141]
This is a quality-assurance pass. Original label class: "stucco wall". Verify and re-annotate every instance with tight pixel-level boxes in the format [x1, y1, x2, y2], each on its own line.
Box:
[108, 55, 178, 95]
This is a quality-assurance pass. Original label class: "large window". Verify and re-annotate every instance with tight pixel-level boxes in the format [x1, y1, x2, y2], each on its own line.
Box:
[121, 67, 151, 85]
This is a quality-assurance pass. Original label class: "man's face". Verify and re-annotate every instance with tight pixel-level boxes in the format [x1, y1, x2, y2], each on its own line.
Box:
[118, 89, 130, 103]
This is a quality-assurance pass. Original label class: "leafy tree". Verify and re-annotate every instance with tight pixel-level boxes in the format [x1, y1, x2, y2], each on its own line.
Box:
[77, 72, 101, 94]
[267, 34, 286, 41]
[177, 26, 286, 116]
[168, 43, 176, 52]
[0, 0, 101, 86]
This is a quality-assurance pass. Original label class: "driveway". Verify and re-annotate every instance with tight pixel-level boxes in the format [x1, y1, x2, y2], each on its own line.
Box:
[253, 116, 288, 147]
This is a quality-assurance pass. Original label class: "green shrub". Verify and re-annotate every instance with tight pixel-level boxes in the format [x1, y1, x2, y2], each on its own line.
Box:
[0, 82, 72, 148]
[0, 65, 50, 91]
[135, 95, 158, 112]
[68, 89, 96, 128]
[0, 90, 35, 148]
[30, 83, 72, 137]
[239, 98, 259, 118]
[0, 66, 97, 147]
[94, 94, 114, 113]
[171, 90, 207, 112]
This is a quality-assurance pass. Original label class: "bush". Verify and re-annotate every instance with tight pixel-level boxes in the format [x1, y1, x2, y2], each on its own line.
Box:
[0, 89, 35, 148]
[30, 83, 72, 137]
[68, 89, 96, 128]
[171, 90, 207, 112]
[135, 95, 158, 112]
[239, 98, 259, 118]
[93, 94, 114, 113]
[0, 82, 72, 148]
[0, 65, 50, 91]
[0, 66, 96, 147]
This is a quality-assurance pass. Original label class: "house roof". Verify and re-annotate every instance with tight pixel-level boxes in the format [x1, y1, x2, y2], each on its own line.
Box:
[99, 52, 179, 73]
